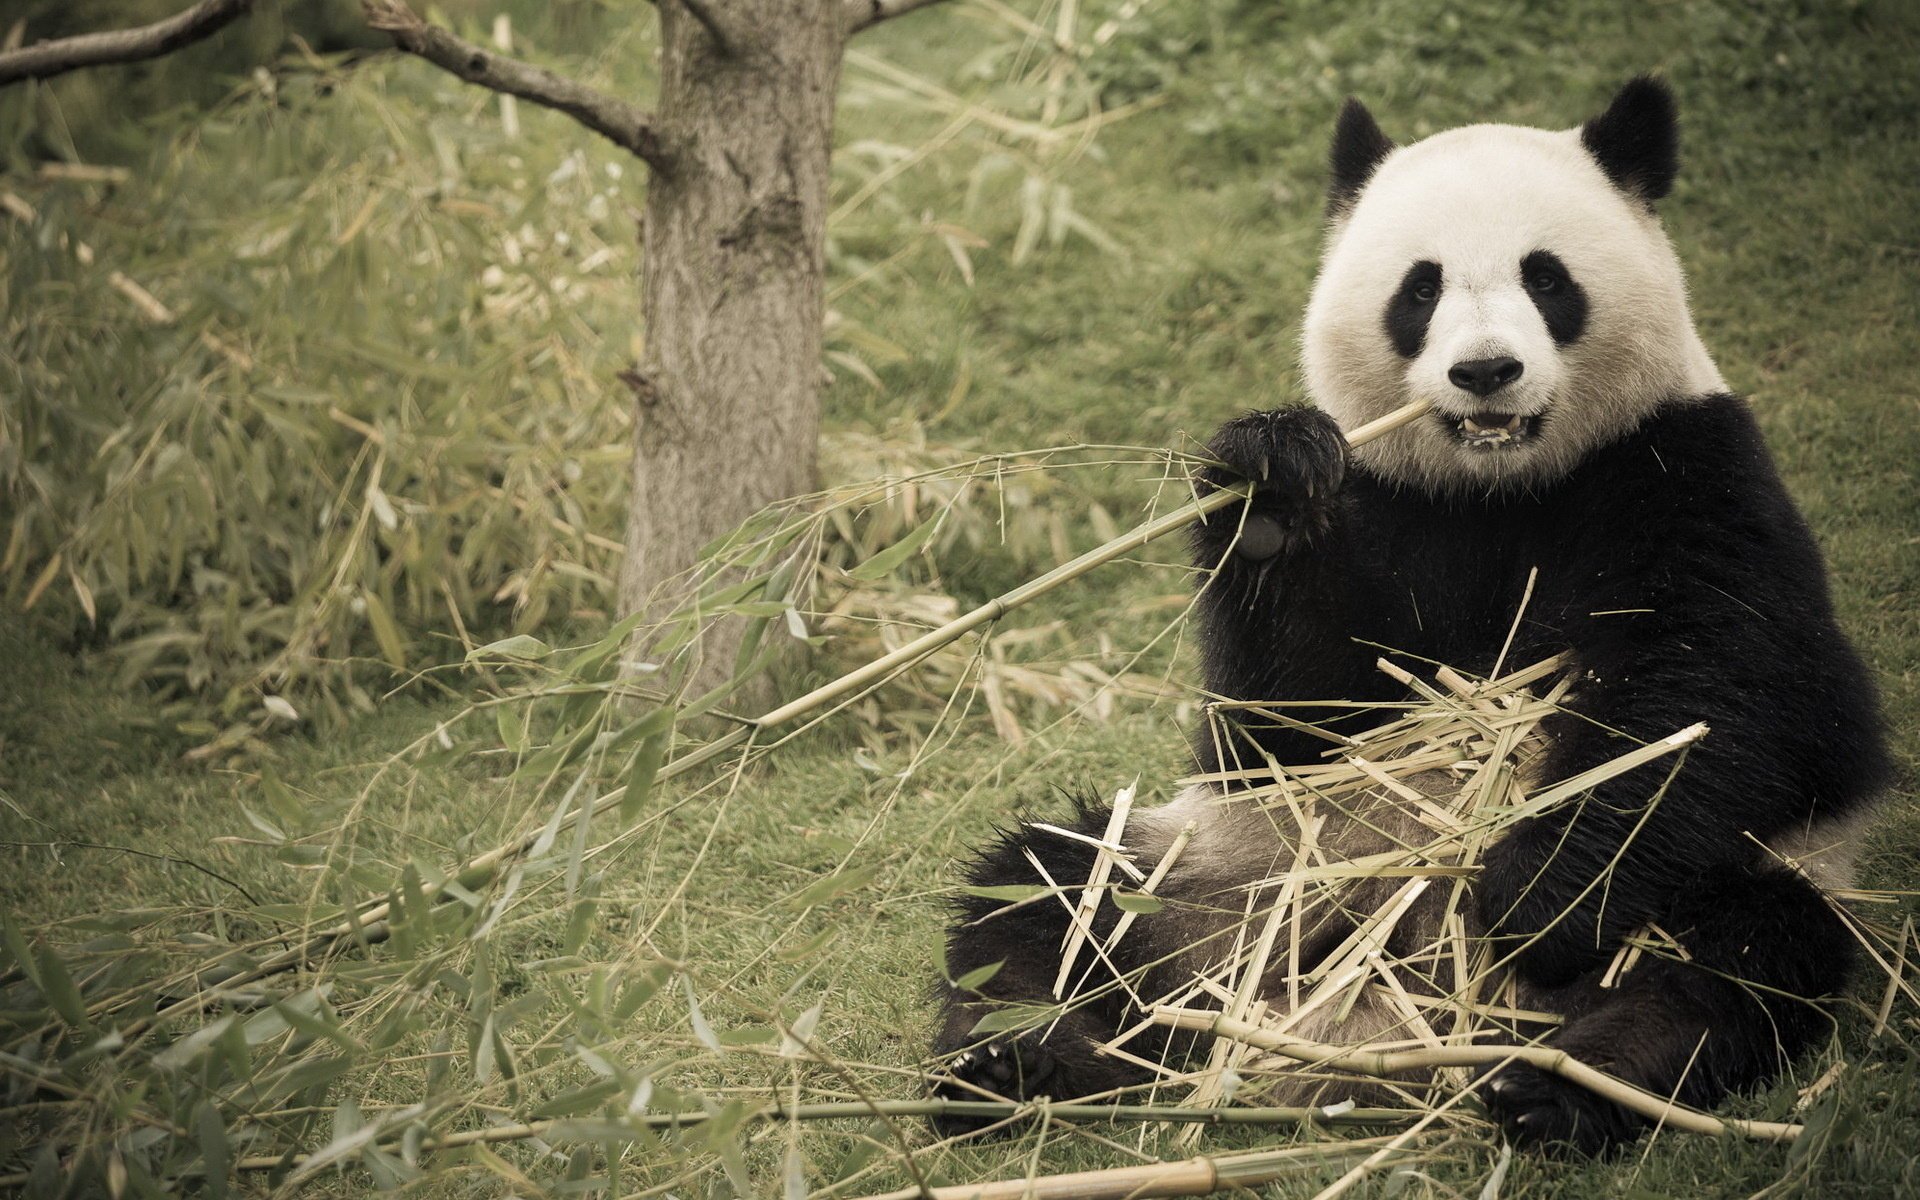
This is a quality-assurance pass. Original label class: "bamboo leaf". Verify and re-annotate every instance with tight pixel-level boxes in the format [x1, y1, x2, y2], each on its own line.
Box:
[0, 912, 40, 989]
[193, 1101, 230, 1200]
[846, 512, 940, 581]
[785, 864, 881, 911]
[954, 960, 1004, 991]
[684, 977, 720, 1052]
[360, 588, 408, 670]
[620, 707, 676, 823]
[779, 1001, 824, 1059]
[34, 944, 90, 1032]
[468, 634, 552, 661]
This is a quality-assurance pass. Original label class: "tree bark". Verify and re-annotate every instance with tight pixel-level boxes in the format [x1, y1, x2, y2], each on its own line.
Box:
[622, 0, 843, 696]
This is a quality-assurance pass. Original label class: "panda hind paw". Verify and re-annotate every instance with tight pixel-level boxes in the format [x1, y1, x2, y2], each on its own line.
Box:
[1477, 1061, 1640, 1156]
[929, 1034, 1057, 1135]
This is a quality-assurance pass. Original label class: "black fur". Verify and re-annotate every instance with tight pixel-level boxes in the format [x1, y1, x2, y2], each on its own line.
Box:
[936, 394, 1887, 1151]
[1480, 860, 1852, 1153]
[1383, 260, 1444, 359]
[1581, 76, 1680, 205]
[1520, 250, 1588, 346]
[931, 796, 1200, 1133]
[1328, 98, 1395, 214]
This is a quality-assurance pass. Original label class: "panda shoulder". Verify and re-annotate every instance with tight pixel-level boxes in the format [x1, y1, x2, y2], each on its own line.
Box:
[1602, 393, 1776, 485]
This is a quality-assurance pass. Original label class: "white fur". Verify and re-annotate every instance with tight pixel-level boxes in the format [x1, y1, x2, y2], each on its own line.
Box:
[1302, 122, 1727, 493]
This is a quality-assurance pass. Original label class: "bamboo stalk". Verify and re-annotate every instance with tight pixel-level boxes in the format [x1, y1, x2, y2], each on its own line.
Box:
[0, 1100, 1411, 1187]
[1152, 1008, 1803, 1142]
[847, 1138, 1399, 1200]
[112, 398, 1435, 1010]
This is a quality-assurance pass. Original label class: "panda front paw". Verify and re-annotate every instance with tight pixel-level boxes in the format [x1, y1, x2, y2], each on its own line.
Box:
[1478, 1060, 1640, 1156]
[1196, 408, 1349, 560]
[929, 1034, 1057, 1135]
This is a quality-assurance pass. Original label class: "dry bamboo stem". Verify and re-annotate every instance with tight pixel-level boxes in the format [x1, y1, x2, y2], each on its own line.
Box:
[1153, 1009, 1804, 1142]
[846, 1138, 1400, 1200]
[127, 398, 1435, 1006]
[0, 1100, 1410, 1187]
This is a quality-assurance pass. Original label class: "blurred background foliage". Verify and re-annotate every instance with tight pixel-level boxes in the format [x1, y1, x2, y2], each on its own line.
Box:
[6, 0, 1913, 754]
[0, 0, 1148, 751]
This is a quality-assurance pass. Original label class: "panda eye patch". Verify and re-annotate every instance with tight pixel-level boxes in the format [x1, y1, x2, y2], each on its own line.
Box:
[1384, 260, 1444, 358]
[1519, 250, 1588, 346]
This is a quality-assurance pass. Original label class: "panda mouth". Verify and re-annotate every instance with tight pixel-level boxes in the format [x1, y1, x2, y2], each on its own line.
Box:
[1446, 411, 1539, 448]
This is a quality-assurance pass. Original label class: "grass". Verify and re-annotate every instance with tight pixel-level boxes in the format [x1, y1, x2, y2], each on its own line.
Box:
[3, 0, 1919, 1196]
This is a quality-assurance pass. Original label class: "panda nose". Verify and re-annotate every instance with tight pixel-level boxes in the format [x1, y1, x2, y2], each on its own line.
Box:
[1448, 356, 1525, 396]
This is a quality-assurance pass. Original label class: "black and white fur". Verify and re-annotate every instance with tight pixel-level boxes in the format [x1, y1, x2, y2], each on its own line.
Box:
[932, 79, 1890, 1154]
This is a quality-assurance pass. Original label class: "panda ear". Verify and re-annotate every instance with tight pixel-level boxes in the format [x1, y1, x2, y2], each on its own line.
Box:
[1581, 75, 1679, 205]
[1328, 98, 1395, 215]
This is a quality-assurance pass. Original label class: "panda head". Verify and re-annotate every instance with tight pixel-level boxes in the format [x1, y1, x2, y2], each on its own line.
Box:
[1301, 78, 1728, 493]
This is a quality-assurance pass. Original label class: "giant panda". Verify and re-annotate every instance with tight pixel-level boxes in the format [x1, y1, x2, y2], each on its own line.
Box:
[929, 78, 1890, 1154]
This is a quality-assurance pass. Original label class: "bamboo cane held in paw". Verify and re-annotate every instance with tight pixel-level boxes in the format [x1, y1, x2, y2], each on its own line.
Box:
[151, 399, 1435, 1007]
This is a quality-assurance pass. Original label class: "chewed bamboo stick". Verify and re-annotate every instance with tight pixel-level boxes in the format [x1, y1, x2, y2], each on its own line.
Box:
[1056, 784, 1138, 997]
[1151, 1009, 1804, 1142]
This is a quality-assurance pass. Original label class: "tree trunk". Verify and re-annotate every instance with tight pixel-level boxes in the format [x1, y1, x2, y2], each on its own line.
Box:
[620, 0, 842, 697]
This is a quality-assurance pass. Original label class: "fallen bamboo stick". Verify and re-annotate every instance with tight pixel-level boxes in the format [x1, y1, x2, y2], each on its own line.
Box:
[102, 398, 1437, 1018]
[0, 1099, 1411, 1187]
[1151, 1008, 1804, 1142]
[847, 1138, 1401, 1200]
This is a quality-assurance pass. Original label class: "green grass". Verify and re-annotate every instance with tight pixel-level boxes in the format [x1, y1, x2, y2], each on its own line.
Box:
[4, 0, 1919, 1196]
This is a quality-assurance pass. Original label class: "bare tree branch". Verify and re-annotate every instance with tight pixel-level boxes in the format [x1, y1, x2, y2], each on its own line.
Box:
[363, 0, 671, 172]
[0, 0, 254, 88]
[845, 0, 953, 35]
[676, 0, 739, 56]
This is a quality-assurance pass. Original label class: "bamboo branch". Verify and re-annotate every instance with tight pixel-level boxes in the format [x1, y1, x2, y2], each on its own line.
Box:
[105, 399, 1435, 1017]
[846, 0, 954, 35]
[847, 1138, 1399, 1200]
[361, 1, 671, 171]
[0, 1100, 1409, 1187]
[0, 0, 253, 88]
[1152, 1008, 1804, 1142]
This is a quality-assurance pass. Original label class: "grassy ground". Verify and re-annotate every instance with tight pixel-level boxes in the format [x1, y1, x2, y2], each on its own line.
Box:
[4, 0, 1919, 1196]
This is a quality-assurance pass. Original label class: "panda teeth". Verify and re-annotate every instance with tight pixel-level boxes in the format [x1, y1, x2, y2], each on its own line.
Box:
[1461, 414, 1524, 435]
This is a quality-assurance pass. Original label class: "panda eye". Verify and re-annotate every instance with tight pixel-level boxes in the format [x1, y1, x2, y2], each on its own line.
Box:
[1528, 271, 1559, 293]
[1410, 281, 1438, 303]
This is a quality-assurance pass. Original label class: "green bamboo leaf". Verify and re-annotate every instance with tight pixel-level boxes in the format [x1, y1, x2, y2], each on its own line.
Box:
[529, 1078, 625, 1120]
[495, 704, 528, 754]
[620, 708, 676, 823]
[846, 512, 941, 581]
[563, 895, 598, 956]
[785, 864, 881, 911]
[194, 1101, 230, 1200]
[360, 588, 408, 670]
[1111, 892, 1165, 914]
[34, 944, 90, 1032]
[0, 912, 40, 989]
[613, 965, 670, 1021]
[954, 960, 1004, 991]
[967, 1003, 1056, 1036]
[467, 634, 552, 662]
[154, 1015, 238, 1072]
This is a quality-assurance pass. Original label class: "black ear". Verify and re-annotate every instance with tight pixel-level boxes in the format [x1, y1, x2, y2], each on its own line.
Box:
[1580, 75, 1679, 204]
[1328, 98, 1395, 215]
